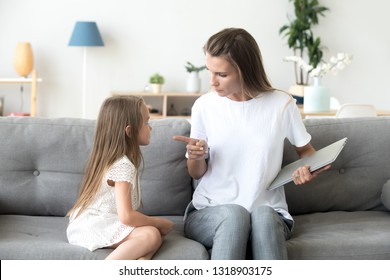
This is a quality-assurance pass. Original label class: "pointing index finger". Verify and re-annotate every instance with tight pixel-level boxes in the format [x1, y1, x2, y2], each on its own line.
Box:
[172, 135, 197, 144]
[173, 135, 198, 144]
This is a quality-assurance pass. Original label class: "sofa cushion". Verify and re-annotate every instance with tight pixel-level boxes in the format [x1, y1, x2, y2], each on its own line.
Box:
[284, 117, 390, 215]
[381, 179, 390, 210]
[0, 117, 192, 217]
[287, 211, 390, 259]
[0, 117, 94, 216]
[139, 118, 192, 216]
[0, 215, 208, 260]
[0, 215, 110, 259]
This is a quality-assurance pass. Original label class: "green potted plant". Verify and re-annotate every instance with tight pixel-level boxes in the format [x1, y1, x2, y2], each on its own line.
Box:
[185, 61, 206, 93]
[149, 73, 165, 93]
[185, 61, 206, 73]
[279, 0, 329, 87]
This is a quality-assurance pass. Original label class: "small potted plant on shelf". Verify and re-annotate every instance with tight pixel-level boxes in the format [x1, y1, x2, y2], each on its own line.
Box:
[185, 61, 206, 93]
[149, 73, 165, 93]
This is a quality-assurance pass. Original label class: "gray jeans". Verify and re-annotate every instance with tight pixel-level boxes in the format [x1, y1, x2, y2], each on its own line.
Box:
[184, 203, 293, 260]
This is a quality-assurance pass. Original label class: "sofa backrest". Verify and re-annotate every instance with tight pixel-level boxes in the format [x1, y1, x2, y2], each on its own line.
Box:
[0, 117, 192, 217]
[284, 117, 390, 215]
[3, 116, 387, 218]
[0, 117, 94, 217]
[140, 118, 192, 216]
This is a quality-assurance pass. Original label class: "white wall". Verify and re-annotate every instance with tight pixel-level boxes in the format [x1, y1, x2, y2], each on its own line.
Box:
[0, 0, 389, 119]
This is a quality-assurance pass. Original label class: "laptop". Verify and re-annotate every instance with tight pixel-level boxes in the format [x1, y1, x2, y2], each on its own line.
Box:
[267, 137, 348, 191]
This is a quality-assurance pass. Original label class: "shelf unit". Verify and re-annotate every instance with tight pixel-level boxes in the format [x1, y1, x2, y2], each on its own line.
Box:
[0, 69, 42, 116]
[297, 105, 390, 118]
[111, 92, 203, 118]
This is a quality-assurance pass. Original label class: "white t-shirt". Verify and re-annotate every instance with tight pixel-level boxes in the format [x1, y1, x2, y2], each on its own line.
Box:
[190, 91, 311, 220]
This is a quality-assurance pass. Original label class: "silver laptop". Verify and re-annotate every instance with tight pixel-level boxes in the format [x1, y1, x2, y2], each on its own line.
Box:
[267, 137, 348, 191]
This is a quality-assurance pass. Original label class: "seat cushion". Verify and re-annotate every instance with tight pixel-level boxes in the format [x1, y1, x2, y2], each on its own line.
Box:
[287, 211, 390, 259]
[0, 215, 208, 260]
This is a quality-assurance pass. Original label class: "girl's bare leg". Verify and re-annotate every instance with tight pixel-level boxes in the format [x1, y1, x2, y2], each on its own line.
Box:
[105, 226, 162, 260]
[137, 248, 159, 260]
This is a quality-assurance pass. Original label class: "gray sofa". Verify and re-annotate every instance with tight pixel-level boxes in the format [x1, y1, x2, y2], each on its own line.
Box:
[1, 116, 390, 260]
[0, 117, 207, 260]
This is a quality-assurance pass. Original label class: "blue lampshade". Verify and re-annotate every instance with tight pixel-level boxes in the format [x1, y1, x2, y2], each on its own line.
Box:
[68, 21, 104, 47]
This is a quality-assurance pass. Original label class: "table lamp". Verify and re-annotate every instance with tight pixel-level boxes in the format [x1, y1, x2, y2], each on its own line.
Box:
[68, 21, 104, 118]
[12, 42, 34, 115]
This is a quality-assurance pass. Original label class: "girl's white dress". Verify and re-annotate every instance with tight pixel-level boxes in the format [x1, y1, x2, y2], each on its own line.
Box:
[67, 156, 139, 251]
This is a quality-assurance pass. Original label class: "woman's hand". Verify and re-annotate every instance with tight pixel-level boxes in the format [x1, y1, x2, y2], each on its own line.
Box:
[173, 135, 208, 160]
[292, 164, 331, 185]
[293, 142, 331, 185]
[173, 135, 209, 179]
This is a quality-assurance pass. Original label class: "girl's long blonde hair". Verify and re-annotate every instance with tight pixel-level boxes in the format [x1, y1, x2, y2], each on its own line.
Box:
[67, 95, 145, 218]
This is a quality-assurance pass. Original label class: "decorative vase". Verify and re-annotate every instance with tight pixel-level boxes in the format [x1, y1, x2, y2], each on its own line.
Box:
[303, 77, 330, 113]
[186, 72, 201, 93]
[151, 83, 162, 94]
[14, 42, 34, 77]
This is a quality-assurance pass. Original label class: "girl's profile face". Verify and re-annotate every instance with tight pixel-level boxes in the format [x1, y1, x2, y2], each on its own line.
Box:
[205, 52, 244, 101]
[137, 103, 152, 146]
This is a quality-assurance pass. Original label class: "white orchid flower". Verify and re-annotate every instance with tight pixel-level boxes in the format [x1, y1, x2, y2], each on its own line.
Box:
[283, 53, 353, 79]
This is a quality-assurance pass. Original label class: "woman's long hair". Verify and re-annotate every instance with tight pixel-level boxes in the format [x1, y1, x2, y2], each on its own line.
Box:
[67, 95, 145, 218]
[204, 28, 277, 98]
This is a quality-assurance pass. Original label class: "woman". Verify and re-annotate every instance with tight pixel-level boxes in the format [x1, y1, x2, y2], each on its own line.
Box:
[174, 28, 329, 260]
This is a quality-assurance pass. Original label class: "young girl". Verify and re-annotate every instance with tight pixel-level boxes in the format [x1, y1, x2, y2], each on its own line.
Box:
[67, 95, 174, 260]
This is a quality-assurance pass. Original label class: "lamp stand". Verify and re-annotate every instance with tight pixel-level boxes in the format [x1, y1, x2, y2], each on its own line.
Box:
[68, 21, 104, 118]
[82, 47, 87, 118]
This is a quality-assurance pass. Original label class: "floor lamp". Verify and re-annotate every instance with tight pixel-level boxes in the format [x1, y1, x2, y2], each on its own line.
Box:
[68, 21, 104, 118]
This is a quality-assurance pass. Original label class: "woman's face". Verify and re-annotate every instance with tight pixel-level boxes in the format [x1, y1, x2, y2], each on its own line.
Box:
[206, 52, 246, 101]
[137, 103, 152, 146]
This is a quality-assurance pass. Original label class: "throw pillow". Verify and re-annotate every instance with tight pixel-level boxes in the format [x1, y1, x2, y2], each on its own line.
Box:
[381, 179, 390, 210]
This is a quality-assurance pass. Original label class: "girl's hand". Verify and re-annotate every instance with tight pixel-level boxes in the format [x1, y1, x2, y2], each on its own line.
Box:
[155, 218, 174, 236]
[292, 164, 331, 185]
